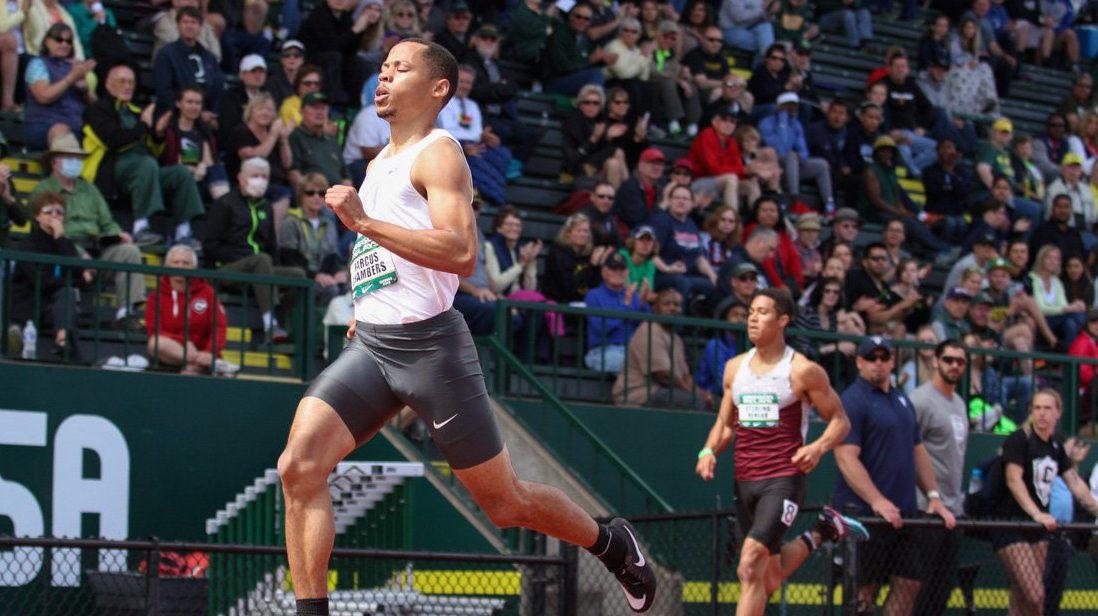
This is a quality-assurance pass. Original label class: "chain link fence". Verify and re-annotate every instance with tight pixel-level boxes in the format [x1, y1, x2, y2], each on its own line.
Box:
[0, 537, 573, 616]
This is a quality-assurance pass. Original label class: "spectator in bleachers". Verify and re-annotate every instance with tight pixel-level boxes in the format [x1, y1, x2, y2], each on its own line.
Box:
[614, 287, 711, 408]
[602, 86, 651, 172]
[1033, 113, 1071, 181]
[819, 206, 860, 259]
[1068, 310, 1098, 417]
[217, 54, 271, 147]
[438, 65, 511, 205]
[298, 0, 373, 106]
[151, 0, 221, 63]
[503, 0, 555, 71]
[0, 161, 23, 247]
[581, 181, 622, 248]
[921, 139, 972, 245]
[696, 297, 746, 397]
[734, 124, 783, 192]
[976, 118, 1044, 224]
[724, 261, 761, 306]
[700, 204, 740, 269]
[775, 0, 818, 44]
[962, 1, 1016, 96]
[1032, 243, 1088, 348]
[722, 226, 779, 290]
[702, 73, 753, 125]
[826, 239, 855, 272]
[1063, 254, 1095, 307]
[894, 256, 934, 329]
[277, 172, 346, 305]
[688, 109, 755, 212]
[807, 99, 851, 196]
[66, 1, 114, 62]
[434, 1, 472, 61]
[452, 198, 498, 335]
[24, 0, 84, 61]
[1044, 153, 1096, 246]
[746, 43, 791, 110]
[484, 205, 540, 295]
[584, 251, 647, 373]
[416, 0, 445, 37]
[793, 274, 847, 357]
[0, 3, 23, 115]
[384, 0, 422, 41]
[1011, 134, 1046, 203]
[288, 92, 351, 188]
[879, 218, 910, 280]
[1034, 0, 1080, 69]
[919, 14, 953, 73]
[638, 0, 662, 40]
[223, 0, 272, 65]
[145, 243, 238, 376]
[650, 183, 718, 312]
[743, 195, 804, 294]
[986, 255, 1056, 351]
[963, 185, 1015, 253]
[787, 40, 823, 114]
[683, 24, 731, 105]
[159, 85, 229, 201]
[267, 40, 305, 105]
[562, 84, 628, 185]
[82, 62, 204, 246]
[613, 145, 666, 229]
[543, 213, 606, 304]
[759, 92, 835, 210]
[795, 213, 823, 281]
[201, 156, 306, 343]
[343, 103, 388, 187]
[879, 52, 937, 178]
[466, 24, 540, 168]
[846, 242, 917, 329]
[815, 0, 872, 49]
[718, 0, 775, 64]
[1032, 194, 1087, 267]
[1057, 73, 1098, 133]
[152, 6, 222, 122]
[226, 93, 293, 224]
[278, 63, 322, 127]
[948, 16, 1001, 109]
[1069, 110, 1098, 174]
[24, 22, 94, 150]
[681, 0, 716, 53]
[621, 224, 658, 294]
[842, 100, 883, 179]
[648, 20, 701, 136]
[543, 4, 608, 97]
[945, 230, 999, 292]
[29, 133, 146, 329]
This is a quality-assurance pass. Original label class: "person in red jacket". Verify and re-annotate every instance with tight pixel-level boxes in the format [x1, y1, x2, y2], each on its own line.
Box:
[741, 195, 805, 297]
[687, 109, 761, 213]
[1068, 309, 1098, 429]
[145, 244, 239, 376]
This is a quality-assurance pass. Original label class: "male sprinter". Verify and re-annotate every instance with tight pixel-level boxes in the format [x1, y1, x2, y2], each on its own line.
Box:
[695, 288, 867, 616]
[277, 39, 656, 615]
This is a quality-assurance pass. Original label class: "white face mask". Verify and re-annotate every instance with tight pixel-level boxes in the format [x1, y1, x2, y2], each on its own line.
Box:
[59, 157, 83, 179]
[244, 176, 268, 198]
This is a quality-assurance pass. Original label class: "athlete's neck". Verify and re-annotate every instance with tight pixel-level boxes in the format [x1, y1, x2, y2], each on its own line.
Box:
[752, 337, 786, 364]
[387, 116, 440, 155]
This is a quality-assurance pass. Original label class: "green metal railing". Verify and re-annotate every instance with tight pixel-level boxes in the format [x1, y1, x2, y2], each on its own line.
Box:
[1, 249, 318, 379]
[491, 299, 1098, 436]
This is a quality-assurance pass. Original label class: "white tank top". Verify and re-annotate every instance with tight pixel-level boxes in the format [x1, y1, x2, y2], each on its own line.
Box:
[352, 129, 461, 324]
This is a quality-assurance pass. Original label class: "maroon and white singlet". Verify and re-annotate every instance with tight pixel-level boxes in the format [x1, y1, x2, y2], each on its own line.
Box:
[730, 346, 810, 482]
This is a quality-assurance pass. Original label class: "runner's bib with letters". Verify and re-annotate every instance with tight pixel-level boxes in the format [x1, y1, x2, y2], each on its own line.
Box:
[351, 234, 397, 298]
[738, 393, 780, 428]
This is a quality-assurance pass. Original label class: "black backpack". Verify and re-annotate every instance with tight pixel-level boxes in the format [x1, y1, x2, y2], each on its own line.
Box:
[965, 454, 1006, 519]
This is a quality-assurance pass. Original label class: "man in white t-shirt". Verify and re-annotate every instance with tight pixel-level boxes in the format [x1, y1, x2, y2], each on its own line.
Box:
[343, 105, 390, 187]
[437, 64, 511, 205]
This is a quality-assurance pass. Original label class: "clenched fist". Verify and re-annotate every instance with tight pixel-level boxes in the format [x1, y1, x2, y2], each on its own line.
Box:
[325, 185, 368, 232]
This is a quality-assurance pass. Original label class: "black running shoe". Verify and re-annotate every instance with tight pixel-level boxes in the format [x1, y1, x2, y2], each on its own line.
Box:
[609, 517, 657, 612]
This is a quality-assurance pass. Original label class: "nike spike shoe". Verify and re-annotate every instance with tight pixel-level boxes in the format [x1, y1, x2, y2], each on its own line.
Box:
[818, 505, 870, 542]
[609, 517, 657, 612]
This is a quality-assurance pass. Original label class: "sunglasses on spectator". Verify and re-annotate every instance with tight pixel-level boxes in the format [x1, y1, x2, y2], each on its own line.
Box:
[736, 274, 757, 281]
[864, 353, 891, 363]
[579, 99, 601, 106]
[41, 206, 65, 216]
[303, 189, 325, 197]
[593, 192, 614, 199]
[940, 356, 967, 366]
[50, 35, 73, 44]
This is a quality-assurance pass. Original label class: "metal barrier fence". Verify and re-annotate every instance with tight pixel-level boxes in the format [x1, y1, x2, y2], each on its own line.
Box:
[0, 536, 574, 616]
[492, 299, 1098, 437]
[0, 249, 318, 379]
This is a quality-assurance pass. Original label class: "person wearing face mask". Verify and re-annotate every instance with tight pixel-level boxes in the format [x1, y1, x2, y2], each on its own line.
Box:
[28, 132, 148, 331]
[200, 156, 307, 344]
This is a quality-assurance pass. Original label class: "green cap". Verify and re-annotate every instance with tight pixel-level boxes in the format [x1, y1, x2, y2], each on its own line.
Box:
[985, 257, 1011, 273]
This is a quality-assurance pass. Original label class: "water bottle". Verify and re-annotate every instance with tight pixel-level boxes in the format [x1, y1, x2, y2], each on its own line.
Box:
[21, 320, 36, 360]
[968, 467, 983, 495]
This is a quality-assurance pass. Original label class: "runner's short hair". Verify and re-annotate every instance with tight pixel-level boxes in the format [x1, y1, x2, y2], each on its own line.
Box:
[752, 288, 796, 322]
[399, 38, 459, 107]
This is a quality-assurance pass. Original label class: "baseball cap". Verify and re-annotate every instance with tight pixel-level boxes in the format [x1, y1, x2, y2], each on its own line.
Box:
[992, 117, 1014, 133]
[985, 257, 1011, 273]
[475, 23, 500, 38]
[834, 207, 859, 224]
[974, 292, 995, 305]
[732, 262, 760, 278]
[632, 225, 656, 239]
[301, 91, 329, 107]
[281, 39, 305, 53]
[240, 54, 267, 72]
[603, 252, 627, 269]
[449, 0, 471, 13]
[795, 213, 822, 230]
[946, 286, 974, 301]
[793, 40, 812, 55]
[639, 147, 666, 163]
[1062, 152, 1084, 167]
[857, 335, 892, 358]
[872, 135, 898, 150]
[672, 157, 694, 173]
[972, 230, 997, 246]
[657, 19, 679, 34]
[776, 92, 800, 107]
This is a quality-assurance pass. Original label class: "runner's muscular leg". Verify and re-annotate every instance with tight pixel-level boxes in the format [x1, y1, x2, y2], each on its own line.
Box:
[736, 537, 772, 616]
[453, 447, 598, 548]
[277, 397, 358, 599]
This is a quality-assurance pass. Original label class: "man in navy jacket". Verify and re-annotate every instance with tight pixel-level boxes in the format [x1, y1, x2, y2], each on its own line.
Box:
[152, 7, 224, 119]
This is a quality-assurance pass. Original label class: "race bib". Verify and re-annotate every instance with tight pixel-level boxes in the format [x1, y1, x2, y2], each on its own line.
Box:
[351, 235, 397, 298]
[738, 393, 780, 428]
[780, 499, 799, 527]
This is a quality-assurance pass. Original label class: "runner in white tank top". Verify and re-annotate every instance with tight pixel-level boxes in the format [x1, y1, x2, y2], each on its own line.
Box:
[279, 40, 657, 616]
[695, 288, 865, 616]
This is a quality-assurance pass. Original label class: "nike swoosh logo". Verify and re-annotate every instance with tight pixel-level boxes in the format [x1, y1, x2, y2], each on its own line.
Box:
[623, 588, 647, 611]
[433, 413, 459, 429]
[622, 525, 645, 567]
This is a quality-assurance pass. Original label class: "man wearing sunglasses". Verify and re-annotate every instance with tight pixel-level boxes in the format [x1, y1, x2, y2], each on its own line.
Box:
[696, 288, 863, 616]
[834, 336, 956, 616]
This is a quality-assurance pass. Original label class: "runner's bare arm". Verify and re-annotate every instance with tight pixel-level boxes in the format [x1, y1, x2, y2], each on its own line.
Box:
[696, 355, 742, 481]
[790, 357, 850, 473]
[324, 138, 477, 276]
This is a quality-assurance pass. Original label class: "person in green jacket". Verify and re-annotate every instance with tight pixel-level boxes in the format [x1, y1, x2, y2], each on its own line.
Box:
[541, 4, 610, 96]
[503, 0, 555, 68]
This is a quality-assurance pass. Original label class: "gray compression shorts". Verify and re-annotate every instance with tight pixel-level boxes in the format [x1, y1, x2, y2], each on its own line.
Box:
[304, 308, 504, 469]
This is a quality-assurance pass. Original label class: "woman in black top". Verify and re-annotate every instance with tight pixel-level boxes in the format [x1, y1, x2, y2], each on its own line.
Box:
[561, 84, 628, 184]
[995, 389, 1098, 615]
[225, 93, 294, 224]
[542, 213, 608, 304]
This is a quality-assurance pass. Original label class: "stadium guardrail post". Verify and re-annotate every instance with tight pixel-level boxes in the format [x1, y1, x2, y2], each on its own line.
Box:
[841, 505, 859, 616]
[710, 512, 720, 615]
[561, 543, 578, 616]
[145, 539, 160, 616]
